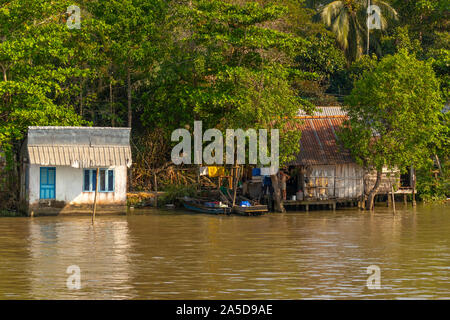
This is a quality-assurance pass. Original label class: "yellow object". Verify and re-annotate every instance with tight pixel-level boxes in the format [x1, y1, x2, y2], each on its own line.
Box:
[208, 166, 225, 177]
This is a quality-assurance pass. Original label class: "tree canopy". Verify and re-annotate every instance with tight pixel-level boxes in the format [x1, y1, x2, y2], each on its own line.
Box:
[0, 0, 447, 203]
[339, 50, 445, 207]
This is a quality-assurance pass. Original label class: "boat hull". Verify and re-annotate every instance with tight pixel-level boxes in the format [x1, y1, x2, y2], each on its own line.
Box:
[232, 205, 268, 216]
[182, 201, 231, 215]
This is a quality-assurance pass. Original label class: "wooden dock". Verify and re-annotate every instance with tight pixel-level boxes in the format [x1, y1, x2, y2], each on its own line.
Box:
[283, 198, 360, 211]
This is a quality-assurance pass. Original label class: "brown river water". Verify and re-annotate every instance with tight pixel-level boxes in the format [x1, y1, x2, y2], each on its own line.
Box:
[0, 204, 449, 299]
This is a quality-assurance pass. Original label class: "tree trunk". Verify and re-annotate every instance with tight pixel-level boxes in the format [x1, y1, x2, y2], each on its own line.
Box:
[271, 174, 285, 213]
[79, 77, 84, 117]
[434, 154, 443, 176]
[367, 170, 382, 211]
[110, 79, 114, 127]
[13, 147, 21, 206]
[232, 166, 239, 207]
[126, 68, 132, 189]
[127, 67, 132, 128]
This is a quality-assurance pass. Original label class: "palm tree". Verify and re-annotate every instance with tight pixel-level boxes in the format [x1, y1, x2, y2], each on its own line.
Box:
[320, 0, 397, 62]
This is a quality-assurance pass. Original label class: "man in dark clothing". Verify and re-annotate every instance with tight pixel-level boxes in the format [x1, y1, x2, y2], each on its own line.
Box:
[262, 175, 274, 196]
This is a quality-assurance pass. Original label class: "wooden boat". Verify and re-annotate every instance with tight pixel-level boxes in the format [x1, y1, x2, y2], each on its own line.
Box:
[181, 198, 232, 215]
[232, 204, 268, 216]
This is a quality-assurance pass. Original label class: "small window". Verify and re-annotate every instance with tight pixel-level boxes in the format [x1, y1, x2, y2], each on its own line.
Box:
[83, 170, 90, 192]
[100, 169, 106, 191]
[83, 169, 114, 192]
[92, 169, 97, 191]
[108, 170, 114, 192]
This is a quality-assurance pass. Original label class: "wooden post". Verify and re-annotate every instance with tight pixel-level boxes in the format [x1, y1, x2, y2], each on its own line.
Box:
[333, 165, 336, 198]
[92, 168, 99, 225]
[367, 0, 371, 55]
[197, 166, 200, 191]
[404, 194, 407, 206]
[434, 154, 443, 176]
[412, 166, 417, 207]
[154, 173, 158, 208]
[232, 166, 239, 207]
[391, 184, 396, 214]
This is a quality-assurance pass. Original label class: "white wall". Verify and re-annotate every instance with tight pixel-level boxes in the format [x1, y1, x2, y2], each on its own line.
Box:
[29, 165, 127, 205]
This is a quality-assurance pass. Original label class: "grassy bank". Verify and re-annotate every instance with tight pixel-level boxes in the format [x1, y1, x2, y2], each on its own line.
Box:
[0, 210, 24, 217]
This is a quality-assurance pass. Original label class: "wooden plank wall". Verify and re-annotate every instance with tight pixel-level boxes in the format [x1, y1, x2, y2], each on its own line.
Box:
[335, 163, 364, 199]
[304, 164, 364, 200]
[365, 168, 400, 194]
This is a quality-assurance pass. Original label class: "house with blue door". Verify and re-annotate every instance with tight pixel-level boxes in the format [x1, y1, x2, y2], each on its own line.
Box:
[20, 126, 132, 216]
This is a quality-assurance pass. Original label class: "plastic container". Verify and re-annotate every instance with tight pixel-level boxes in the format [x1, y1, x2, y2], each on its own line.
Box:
[240, 201, 251, 207]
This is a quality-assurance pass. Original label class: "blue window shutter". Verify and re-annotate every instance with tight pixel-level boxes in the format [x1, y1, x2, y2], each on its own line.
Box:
[108, 170, 114, 192]
[91, 169, 97, 191]
[40, 167, 56, 199]
[83, 170, 90, 191]
[99, 169, 106, 192]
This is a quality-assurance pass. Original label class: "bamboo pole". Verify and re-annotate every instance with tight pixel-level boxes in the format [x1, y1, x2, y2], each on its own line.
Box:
[391, 184, 396, 213]
[197, 165, 200, 191]
[154, 173, 158, 208]
[367, 0, 371, 55]
[92, 168, 99, 224]
[434, 154, 443, 176]
[412, 166, 417, 207]
[232, 166, 239, 207]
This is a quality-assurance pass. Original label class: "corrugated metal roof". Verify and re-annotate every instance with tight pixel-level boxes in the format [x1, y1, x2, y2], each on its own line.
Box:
[28, 126, 130, 146]
[28, 146, 132, 168]
[26, 127, 132, 168]
[290, 108, 354, 166]
[296, 106, 347, 118]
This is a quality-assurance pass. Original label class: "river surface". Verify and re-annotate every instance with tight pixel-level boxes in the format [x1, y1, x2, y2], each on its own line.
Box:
[0, 204, 449, 299]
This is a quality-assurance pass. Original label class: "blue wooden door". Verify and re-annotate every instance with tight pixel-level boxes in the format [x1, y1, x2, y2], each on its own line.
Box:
[40, 167, 56, 199]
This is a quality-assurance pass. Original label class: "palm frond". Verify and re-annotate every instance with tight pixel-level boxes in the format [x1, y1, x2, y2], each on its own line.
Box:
[373, 0, 398, 21]
[331, 7, 350, 50]
[320, 1, 344, 27]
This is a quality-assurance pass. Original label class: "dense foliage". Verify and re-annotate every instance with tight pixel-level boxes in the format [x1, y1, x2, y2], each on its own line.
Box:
[339, 51, 446, 207]
[0, 0, 447, 205]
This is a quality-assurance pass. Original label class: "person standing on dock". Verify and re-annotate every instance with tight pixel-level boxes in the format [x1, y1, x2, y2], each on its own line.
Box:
[262, 175, 273, 197]
[279, 170, 290, 201]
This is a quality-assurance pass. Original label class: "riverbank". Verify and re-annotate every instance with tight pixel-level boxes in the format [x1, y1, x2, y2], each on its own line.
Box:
[0, 203, 448, 299]
[0, 210, 24, 217]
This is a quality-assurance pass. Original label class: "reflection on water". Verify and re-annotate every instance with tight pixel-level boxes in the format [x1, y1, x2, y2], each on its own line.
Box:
[0, 204, 449, 299]
[26, 220, 133, 299]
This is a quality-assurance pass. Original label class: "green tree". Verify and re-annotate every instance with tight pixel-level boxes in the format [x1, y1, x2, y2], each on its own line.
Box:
[390, 0, 448, 44]
[142, 0, 315, 211]
[0, 0, 90, 202]
[388, 0, 449, 105]
[320, 0, 397, 62]
[339, 50, 444, 210]
[86, 0, 168, 128]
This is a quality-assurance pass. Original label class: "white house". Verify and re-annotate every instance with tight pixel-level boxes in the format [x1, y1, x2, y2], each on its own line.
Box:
[20, 127, 132, 216]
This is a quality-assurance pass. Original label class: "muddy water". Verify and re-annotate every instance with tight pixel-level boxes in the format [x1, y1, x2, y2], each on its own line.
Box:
[0, 204, 449, 299]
